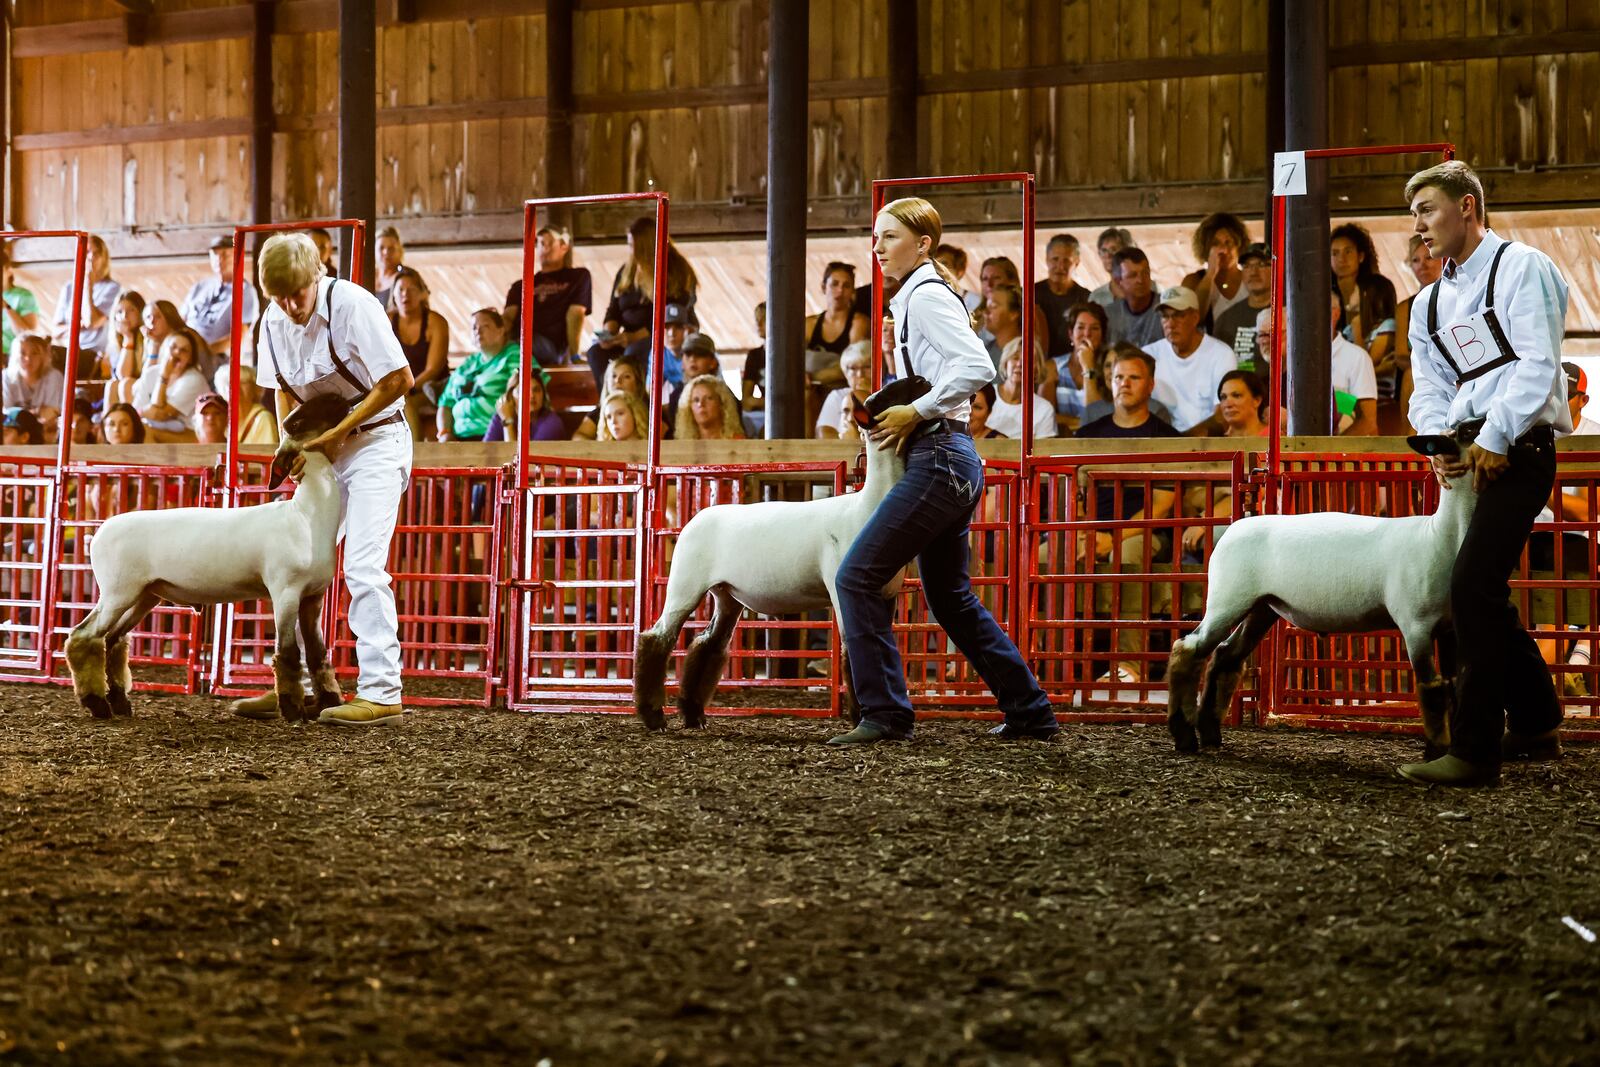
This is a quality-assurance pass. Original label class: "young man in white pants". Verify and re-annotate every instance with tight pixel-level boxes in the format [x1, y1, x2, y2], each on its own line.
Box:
[252, 233, 415, 726]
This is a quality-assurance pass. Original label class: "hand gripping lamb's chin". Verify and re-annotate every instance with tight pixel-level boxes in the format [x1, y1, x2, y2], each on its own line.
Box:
[633, 376, 932, 733]
[1166, 431, 1477, 759]
[65, 394, 354, 725]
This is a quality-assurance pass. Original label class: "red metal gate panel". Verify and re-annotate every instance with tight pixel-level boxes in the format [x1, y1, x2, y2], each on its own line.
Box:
[0, 461, 56, 679]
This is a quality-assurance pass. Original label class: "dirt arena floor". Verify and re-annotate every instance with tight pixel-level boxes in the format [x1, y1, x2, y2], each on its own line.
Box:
[2, 683, 1598, 1066]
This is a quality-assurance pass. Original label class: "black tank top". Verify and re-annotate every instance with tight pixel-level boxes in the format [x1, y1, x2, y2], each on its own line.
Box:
[807, 309, 852, 356]
[390, 309, 431, 377]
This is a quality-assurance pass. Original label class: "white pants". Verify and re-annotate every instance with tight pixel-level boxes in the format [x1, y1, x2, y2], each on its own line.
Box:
[333, 421, 412, 704]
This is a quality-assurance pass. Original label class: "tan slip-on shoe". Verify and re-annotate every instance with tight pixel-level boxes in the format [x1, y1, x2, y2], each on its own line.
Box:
[319, 698, 406, 727]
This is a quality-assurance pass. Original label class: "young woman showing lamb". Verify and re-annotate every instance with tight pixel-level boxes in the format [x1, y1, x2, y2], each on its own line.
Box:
[65, 395, 352, 722]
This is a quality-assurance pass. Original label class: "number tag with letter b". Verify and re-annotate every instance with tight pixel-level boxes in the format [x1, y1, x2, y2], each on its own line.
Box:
[1440, 312, 1500, 373]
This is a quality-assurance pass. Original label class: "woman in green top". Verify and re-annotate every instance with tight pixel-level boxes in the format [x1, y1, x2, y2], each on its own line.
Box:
[436, 308, 521, 442]
[0, 244, 40, 359]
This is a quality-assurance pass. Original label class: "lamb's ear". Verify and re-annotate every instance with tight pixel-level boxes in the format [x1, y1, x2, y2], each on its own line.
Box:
[267, 444, 297, 490]
[1406, 434, 1459, 458]
[850, 394, 874, 428]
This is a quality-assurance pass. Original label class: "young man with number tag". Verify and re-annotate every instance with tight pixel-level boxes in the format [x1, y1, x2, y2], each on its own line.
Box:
[1399, 161, 1572, 787]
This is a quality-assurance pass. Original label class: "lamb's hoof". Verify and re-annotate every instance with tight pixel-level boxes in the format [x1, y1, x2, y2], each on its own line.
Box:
[1198, 717, 1224, 749]
[108, 687, 133, 718]
[277, 692, 306, 723]
[83, 694, 113, 720]
[639, 706, 667, 732]
[314, 689, 345, 713]
[681, 708, 708, 730]
[1169, 714, 1199, 754]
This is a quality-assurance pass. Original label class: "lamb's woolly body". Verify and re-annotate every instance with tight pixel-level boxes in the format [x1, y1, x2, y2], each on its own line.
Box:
[1169, 450, 1476, 754]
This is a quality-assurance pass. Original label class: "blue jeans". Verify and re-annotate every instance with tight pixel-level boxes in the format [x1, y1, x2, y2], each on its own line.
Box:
[836, 432, 1053, 735]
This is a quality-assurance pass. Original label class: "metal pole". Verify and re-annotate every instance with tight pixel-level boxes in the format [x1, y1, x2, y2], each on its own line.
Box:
[764, 0, 808, 439]
[1283, 0, 1330, 435]
[338, 0, 376, 287]
[885, 0, 918, 178]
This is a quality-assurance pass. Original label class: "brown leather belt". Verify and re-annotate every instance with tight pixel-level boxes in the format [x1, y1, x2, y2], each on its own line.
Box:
[352, 411, 405, 436]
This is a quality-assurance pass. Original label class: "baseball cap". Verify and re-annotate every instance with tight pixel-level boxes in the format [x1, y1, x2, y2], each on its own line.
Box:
[682, 332, 717, 358]
[1563, 361, 1588, 398]
[663, 303, 689, 326]
[2, 407, 42, 438]
[209, 234, 235, 251]
[1239, 242, 1271, 265]
[1157, 285, 1201, 313]
[195, 392, 227, 412]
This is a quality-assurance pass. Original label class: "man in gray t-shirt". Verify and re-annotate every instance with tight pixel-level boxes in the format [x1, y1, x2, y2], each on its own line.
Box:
[1103, 247, 1163, 348]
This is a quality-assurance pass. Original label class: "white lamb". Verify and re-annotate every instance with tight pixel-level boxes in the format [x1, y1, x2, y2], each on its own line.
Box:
[65, 395, 352, 722]
[632, 378, 929, 730]
[1166, 433, 1472, 755]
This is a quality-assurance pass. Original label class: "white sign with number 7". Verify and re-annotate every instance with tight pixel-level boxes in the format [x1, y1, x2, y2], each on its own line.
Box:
[1273, 151, 1308, 197]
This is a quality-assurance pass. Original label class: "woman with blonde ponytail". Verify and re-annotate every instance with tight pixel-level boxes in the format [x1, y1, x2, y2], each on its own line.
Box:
[828, 197, 1059, 746]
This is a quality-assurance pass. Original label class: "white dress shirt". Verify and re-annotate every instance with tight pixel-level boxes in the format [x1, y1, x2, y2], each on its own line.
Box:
[888, 261, 996, 424]
[1407, 230, 1571, 454]
[1143, 333, 1237, 432]
[255, 277, 409, 420]
[1331, 335, 1379, 400]
[987, 392, 1058, 439]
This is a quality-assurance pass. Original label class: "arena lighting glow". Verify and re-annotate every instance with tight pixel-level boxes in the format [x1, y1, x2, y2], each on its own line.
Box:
[224, 219, 369, 496]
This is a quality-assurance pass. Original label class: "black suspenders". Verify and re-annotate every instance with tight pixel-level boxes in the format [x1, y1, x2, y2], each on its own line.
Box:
[1425, 240, 1517, 387]
[897, 275, 963, 373]
[263, 278, 371, 404]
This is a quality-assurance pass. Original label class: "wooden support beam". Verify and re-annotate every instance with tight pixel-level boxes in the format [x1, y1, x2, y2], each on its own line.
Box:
[108, 0, 155, 12]
[544, 0, 575, 226]
[885, 0, 917, 177]
[338, 0, 376, 285]
[765, 0, 808, 439]
[250, 1, 274, 230]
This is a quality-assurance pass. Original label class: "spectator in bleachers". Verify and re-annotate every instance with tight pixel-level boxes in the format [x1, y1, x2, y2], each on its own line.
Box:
[1330, 221, 1398, 372]
[50, 234, 120, 366]
[1143, 285, 1237, 433]
[4, 334, 65, 441]
[181, 234, 259, 368]
[104, 290, 146, 405]
[572, 355, 646, 440]
[1036, 233, 1090, 358]
[969, 382, 1003, 440]
[1394, 233, 1443, 425]
[1089, 227, 1135, 308]
[0, 243, 41, 361]
[814, 340, 873, 439]
[1246, 306, 1272, 377]
[141, 299, 183, 371]
[935, 244, 982, 315]
[192, 392, 228, 446]
[437, 308, 521, 442]
[586, 215, 699, 389]
[666, 332, 723, 437]
[1212, 242, 1273, 358]
[309, 228, 339, 279]
[1215, 370, 1270, 438]
[1082, 342, 1177, 426]
[1104, 247, 1162, 348]
[974, 255, 1048, 354]
[373, 226, 405, 309]
[1328, 289, 1378, 436]
[1, 407, 43, 446]
[1059, 300, 1108, 423]
[741, 301, 766, 437]
[229, 364, 277, 446]
[1076, 346, 1183, 685]
[674, 374, 744, 441]
[388, 265, 451, 439]
[503, 223, 593, 368]
[100, 402, 145, 445]
[132, 330, 209, 443]
[657, 302, 692, 388]
[983, 284, 1056, 399]
[1180, 212, 1250, 325]
[486, 372, 566, 444]
[68, 397, 95, 446]
[597, 389, 649, 443]
[805, 262, 868, 379]
[989, 338, 1058, 440]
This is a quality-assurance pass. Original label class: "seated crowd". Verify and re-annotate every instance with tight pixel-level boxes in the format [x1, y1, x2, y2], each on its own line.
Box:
[0, 212, 1501, 454]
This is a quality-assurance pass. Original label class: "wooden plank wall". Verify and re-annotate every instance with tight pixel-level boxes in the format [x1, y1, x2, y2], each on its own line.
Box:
[7, 0, 1600, 250]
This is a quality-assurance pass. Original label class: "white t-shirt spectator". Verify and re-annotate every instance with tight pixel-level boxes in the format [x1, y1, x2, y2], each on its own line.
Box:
[2, 364, 65, 412]
[1143, 334, 1237, 432]
[1331, 334, 1379, 402]
[182, 276, 260, 348]
[132, 364, 210, 433]
[987, 392, 1058, 439]
[816, 387, 858, 437]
